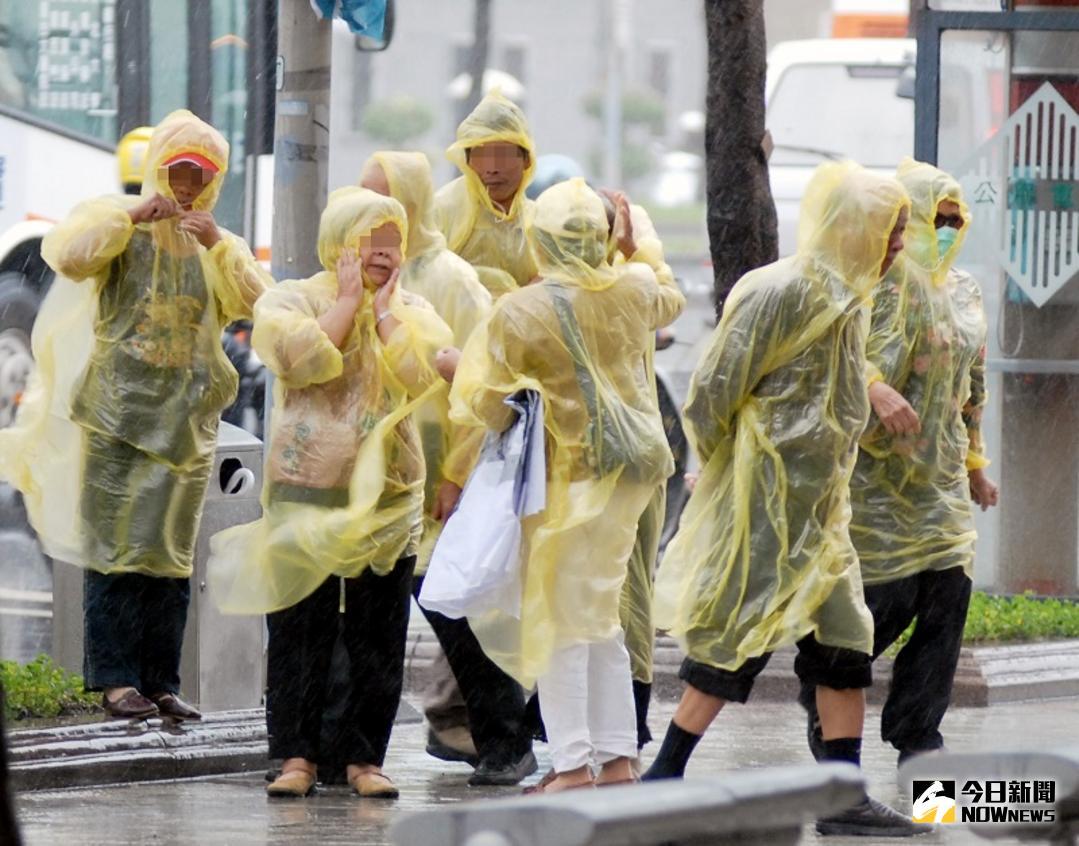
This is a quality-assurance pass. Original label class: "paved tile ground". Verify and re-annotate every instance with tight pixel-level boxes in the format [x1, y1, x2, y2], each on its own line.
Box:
[15, 694, 1077, 845]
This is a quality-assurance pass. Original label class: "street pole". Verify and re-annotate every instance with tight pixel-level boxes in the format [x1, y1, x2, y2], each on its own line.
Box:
[272, 0, 332, 281]
[266, 0, 332, 433]
[603, 0, 628, 188]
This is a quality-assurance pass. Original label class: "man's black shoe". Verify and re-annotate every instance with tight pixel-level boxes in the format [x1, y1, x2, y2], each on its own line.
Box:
[468, 750, 538, 786]
[816, 794, 933, 837]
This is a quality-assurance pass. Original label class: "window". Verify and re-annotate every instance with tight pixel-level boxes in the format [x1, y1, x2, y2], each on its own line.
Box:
[0, 0, 118, 142]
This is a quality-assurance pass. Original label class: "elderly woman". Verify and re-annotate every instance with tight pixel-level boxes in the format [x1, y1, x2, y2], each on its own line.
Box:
[646, 163, 924, 838]
[448, 178, 682, 792]
[801, 158, 998, 768]
[208, 187, 453, 799]
[360, 151, 537, 786]
[1, 110, 268, 722]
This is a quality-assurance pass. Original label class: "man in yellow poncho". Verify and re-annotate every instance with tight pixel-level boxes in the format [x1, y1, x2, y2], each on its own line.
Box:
[645, 163, 924, 838]
[360, 152, 537, 786]
[0, 110, 269, 722]
[450, 178, 683, 792]
[207, 187, 453, 799]
[434, 90, 537, 297]
[800, 159, 999, 769]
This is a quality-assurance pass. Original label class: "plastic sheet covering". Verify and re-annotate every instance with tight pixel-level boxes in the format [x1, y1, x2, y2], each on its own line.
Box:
[434, 90, 537, 294]
[609, 201, 684, 684]
[853, 158, 988, 585]
[448, 178, 681, 686]
[654, 162, 910, 671]
[0, 109, 269, 577]
[362, 151, 493, 574]
[208, 187, 454, 613]
[621, 485, 666, 684]
[419, 391, 546, 620]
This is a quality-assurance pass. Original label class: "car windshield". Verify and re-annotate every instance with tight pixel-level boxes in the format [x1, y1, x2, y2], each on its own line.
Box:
[767, 63, 914, 167]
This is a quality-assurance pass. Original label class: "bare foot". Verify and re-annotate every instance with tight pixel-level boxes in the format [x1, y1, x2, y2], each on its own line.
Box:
[595, 756, 636, 786]
[543, 765, 594, 793]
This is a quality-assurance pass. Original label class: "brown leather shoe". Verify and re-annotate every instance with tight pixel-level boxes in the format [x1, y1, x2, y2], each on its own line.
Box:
[103, 690, 159, 720]
[349, 770, 399, 799]
[150, 693, 202, 721]
[267, 769, 317, 798]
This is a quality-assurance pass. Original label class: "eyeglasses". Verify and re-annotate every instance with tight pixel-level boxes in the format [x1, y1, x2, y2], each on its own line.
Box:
[934, 213, 965, 229]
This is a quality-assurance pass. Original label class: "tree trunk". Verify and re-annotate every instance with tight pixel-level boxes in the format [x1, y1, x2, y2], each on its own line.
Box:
[461, 0, 492, 123]
[703, 0, 778, 316]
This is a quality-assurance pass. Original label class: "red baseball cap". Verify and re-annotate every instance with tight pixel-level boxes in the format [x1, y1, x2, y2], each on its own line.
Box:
[163, 151, 220, 173]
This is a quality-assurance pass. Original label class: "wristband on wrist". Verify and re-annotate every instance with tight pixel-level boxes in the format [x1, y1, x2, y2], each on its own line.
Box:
[376, 310, 392, 325]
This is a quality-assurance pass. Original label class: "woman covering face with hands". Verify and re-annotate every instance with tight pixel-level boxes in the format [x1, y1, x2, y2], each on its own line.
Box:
[207, 187, 454, 800]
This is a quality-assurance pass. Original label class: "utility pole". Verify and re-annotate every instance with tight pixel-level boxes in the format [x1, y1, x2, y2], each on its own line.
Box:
[461, 0, 492, 123]
[603, 0, 628, 188]
[272, 0, 332, 281]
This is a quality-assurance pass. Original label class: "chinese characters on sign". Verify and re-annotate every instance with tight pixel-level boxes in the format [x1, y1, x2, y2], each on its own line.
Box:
[960, 779, 1057, 824]
[33, 0, 116, 115]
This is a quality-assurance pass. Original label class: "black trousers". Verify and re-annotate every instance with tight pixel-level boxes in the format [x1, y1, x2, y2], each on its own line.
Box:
[412, 575, 531, 765]
[266, 557, 415, 766]
[681, 634, 873, 704]
[0, 680, 21, 846]
[83, 570, 190, 694]
[800, 565, 972, 753]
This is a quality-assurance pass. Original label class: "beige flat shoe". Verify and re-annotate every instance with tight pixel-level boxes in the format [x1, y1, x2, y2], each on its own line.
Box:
[266, 769, 316, 798]
[350, 770, 399, 799]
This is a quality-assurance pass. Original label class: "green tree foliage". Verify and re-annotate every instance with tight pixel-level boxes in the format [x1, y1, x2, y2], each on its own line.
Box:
[361, 96, 435, 146]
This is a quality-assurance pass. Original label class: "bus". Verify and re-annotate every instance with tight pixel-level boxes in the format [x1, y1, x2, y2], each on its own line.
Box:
[0, 0, 277, 660]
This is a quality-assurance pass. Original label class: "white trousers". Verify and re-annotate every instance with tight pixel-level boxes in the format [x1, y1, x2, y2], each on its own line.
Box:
[536, 634, 638, 773]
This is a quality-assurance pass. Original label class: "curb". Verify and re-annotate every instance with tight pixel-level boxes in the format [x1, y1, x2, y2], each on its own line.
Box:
[10, 701, 423, 792]
[403, 632, 1079, 707]
[9, 709, 267, 792]
[646, 637, 1079, 706]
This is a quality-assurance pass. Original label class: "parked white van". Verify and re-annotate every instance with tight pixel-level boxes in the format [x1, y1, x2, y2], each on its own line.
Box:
[767, 38, 916, 256]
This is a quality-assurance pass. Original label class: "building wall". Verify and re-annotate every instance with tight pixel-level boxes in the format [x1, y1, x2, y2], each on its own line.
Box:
[329, 0, 710, 192]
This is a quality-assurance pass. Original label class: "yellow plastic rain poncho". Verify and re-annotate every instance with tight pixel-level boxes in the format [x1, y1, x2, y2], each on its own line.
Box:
[0, 110, 269, 578]
[852, 158, 988, 585]
[449, 178, 683, 687]
[609, 202, 685, 685]
[654, 162, 910, 671]
[208, 187, 454, 614]
[362, 151, 493, 574]
[434, 90, 537, 296]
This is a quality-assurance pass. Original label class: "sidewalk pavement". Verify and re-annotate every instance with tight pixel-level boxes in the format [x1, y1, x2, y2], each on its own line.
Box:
[15, 695, 1079, 846]
[9, 612, 1079, 792]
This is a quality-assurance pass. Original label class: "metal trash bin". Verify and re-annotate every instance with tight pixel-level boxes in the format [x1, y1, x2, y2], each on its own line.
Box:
[51, 421, 265, 711]
[179, 421, 265, 710]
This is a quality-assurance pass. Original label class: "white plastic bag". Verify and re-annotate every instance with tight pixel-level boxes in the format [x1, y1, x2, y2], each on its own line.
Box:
[419, 391, 545, 619]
